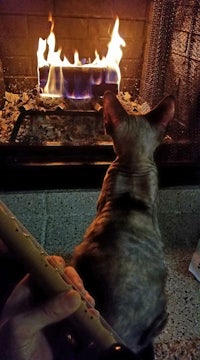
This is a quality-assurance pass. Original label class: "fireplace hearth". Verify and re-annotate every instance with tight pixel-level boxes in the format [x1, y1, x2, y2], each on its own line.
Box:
[0, 0, 199, 190]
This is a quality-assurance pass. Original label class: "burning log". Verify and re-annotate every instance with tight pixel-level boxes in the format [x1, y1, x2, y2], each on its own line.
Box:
[39, 66, 118, 99]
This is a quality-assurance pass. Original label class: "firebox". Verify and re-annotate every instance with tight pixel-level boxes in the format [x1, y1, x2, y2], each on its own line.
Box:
[0, 0, 199, 190]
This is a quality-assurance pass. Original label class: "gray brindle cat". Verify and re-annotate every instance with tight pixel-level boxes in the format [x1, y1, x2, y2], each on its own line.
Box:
[72, 91, 175, 359]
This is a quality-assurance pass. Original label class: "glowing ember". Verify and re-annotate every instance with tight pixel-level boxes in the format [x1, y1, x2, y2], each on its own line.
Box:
[37, 14, 125, 99]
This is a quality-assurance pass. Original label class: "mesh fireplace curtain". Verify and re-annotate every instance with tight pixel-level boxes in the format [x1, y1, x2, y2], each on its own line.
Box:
[140, 0, 200, 165]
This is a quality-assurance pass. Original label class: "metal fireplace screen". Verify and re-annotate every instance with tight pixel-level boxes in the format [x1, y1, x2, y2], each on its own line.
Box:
[141, 0, 200, 164]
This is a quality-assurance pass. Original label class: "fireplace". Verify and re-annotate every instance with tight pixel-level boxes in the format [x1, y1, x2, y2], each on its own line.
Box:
[0, 0, 199, 190]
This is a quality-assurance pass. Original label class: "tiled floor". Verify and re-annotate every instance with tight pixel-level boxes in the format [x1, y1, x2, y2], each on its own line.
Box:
[155, 248, 200, 359]
[0, 188, 199, 358]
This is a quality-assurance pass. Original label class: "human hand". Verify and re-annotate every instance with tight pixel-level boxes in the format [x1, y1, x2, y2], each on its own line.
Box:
[0, 256, 95, 360]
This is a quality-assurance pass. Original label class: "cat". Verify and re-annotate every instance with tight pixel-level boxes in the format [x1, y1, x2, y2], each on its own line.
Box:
[72, 90, 175, 358]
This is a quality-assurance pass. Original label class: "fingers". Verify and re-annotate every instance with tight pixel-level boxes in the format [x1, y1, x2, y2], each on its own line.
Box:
[16, 289, 81, 332]
[43, 257, 95, 307]
[46, 258, 95, 306]
[1, 252, 96, 336]
[64, 266, 85, 290]
[46, 255, 66, 270]
[64, 266, 95, 307]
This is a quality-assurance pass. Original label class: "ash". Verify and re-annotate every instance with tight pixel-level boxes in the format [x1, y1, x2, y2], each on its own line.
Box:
[0, 89, 148, 145]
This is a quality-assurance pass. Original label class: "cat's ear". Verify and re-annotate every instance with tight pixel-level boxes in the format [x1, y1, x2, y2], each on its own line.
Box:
[103, 90, 127, 134]
[147, 95, 175, 129]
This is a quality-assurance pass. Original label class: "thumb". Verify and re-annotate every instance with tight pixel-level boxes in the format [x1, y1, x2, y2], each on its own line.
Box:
[21, 290, 81, 332]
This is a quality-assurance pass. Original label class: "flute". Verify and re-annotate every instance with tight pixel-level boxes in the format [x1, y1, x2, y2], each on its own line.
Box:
[0, 200, 138, 359]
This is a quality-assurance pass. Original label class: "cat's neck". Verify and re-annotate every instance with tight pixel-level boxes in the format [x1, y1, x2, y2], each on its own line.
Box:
[97, 156, 158, 213]
[114, 158, 158, 204]
[113, 155, 155, 173]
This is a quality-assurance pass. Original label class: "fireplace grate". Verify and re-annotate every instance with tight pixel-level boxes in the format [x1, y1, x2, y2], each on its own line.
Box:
[10, 105, 108, 146]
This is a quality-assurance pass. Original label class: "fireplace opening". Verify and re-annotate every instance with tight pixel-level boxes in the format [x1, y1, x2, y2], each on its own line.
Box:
[37, 14, 124, 99]
[0, 0, 199, 190]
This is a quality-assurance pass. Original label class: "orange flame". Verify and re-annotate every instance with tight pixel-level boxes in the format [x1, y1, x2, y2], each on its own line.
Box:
[37, 15, 125, 98]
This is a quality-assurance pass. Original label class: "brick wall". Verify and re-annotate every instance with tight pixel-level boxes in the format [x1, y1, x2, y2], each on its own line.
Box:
[0, 0, 151, 94]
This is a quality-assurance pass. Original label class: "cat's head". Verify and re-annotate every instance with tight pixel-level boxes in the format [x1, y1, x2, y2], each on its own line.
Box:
[103, 91, 175, 164]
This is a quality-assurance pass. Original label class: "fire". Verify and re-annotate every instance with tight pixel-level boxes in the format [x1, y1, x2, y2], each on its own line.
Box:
[37, 15, 125, 99]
